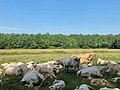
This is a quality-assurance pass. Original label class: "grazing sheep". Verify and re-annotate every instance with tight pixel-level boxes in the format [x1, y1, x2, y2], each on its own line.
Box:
[99, 87, 120, 90]
[77, 66, 103, 79]
[21, 70, 45, 87]
[49, 79, 65, 90]
[74, 84, 93, 90]
[90, 79, 108, 86]
[55, 56, 80, 72]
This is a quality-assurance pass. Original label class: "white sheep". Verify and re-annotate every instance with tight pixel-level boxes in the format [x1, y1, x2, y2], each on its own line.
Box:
[74, 84, 93, 90]
[21, 70, 45, 87]
[4, 66, 23, 76]
[55, 56, 80, 72]
[77, 66, 103, 79]
[49, 79, 65, 90]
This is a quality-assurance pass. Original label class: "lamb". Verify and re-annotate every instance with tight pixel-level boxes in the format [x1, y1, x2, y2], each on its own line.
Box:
[74, 84, 93, 90]
[21, 70, 45, 87]
[49, 79, 65, 90]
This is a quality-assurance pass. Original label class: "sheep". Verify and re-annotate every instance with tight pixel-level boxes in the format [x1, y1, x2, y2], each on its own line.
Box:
[26, 61, 38, 70]
[90, 79, 108, 86]
[97, 58, 109, 65]
[105, 63, 120, 74]
[1, 63, 13, 69]
[42, 61, 62, 74]
[72, 53, 96, 65]
[55, 56, 80, 72]
[49, 79, 65, 90]
[77, 66, 103, 79]
[21, 70, 45, 87]
[74, 84, 93, 90]
[112, 77, 120, 83]
[97, 58, 117, 65]
[4, 66, 23, 76]
[92, 66, 107, 74]
[16, 63, 28, 75]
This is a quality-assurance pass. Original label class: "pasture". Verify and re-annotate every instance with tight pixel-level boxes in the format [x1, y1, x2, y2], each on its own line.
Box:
[0, 49, 120, 90]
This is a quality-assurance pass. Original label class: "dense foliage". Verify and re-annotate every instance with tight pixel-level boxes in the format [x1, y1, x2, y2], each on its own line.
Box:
[0, 33, 120, 49]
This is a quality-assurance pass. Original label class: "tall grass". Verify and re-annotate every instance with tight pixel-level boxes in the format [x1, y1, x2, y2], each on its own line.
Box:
[0, 49, 120, 90]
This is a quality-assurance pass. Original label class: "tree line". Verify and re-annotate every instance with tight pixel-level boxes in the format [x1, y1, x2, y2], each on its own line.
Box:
[0, 33, 120, 49]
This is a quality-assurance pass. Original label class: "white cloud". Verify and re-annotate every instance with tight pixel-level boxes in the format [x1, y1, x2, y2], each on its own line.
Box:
[0, 25, 26, 33]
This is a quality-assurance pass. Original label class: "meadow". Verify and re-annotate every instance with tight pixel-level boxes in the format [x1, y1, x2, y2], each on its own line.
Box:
[0, 49, 120, 90]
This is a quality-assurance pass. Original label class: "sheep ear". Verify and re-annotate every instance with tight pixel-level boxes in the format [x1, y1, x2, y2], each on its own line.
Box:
[102, 79, 105, 82]
[102, 79, 107, 83]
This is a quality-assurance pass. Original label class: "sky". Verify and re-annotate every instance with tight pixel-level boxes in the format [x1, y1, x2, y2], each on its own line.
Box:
[0, 0, 120, 35]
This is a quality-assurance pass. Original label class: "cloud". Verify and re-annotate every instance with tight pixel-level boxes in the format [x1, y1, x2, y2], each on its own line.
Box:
[0, 25, 26, 33]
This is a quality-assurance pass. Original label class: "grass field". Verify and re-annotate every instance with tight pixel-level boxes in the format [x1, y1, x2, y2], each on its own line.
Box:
[0, 49, 120, 90]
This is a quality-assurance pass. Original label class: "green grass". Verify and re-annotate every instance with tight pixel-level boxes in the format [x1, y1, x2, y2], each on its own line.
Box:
[0, 49, 120, 90]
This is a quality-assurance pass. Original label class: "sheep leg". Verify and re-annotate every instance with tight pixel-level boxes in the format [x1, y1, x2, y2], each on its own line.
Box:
[38, 80, 44, 87]
[97, 72, 103, 77]
[25, 80, 33, 87]
[66, 66, 69, 72]
[87, 73, 92, 80]
[64, 66, 67, 73]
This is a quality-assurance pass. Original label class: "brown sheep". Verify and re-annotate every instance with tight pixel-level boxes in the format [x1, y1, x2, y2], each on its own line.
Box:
[72, 53, 96, 64]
